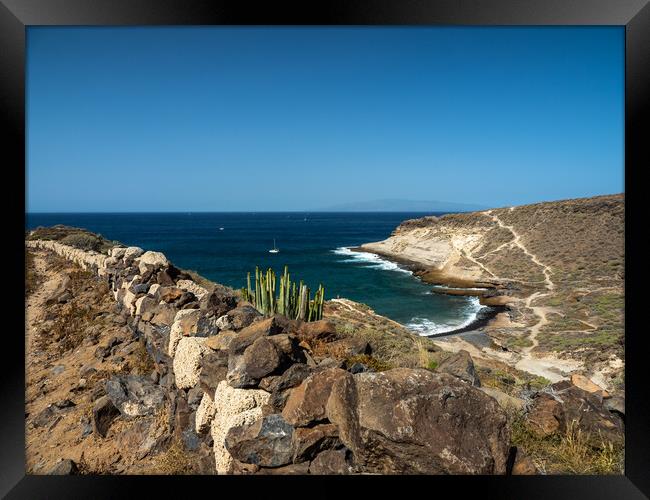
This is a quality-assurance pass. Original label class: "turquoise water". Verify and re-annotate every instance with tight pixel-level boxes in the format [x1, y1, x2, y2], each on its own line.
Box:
[26, 212, 484, 335]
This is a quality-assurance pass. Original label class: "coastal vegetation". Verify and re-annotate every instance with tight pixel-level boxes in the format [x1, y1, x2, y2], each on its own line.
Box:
[241, 266, 325, 322]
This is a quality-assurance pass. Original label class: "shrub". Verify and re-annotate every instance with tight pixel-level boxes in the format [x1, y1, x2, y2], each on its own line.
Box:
[60, 233, 102, 251]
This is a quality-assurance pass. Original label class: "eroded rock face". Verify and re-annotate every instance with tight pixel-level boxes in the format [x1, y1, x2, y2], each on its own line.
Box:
[225, 414, 294, 468]
[282, 368, 349, 427]
[438, 349, 481, 387]
[210, 381, 270, 474]
[326, 368, 510, 474]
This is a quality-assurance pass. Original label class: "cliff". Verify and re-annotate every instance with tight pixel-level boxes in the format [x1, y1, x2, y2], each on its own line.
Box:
[360, 194, 625, 389]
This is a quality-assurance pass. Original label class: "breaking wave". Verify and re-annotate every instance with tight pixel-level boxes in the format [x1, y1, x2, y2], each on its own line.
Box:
[332, 247, 412, 274]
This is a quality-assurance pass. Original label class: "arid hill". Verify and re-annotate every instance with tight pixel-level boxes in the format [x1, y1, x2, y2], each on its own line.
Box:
[361, 194, 624, 390]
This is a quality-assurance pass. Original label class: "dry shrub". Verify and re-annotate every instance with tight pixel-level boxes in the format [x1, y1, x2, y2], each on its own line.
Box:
[509, 409, 624, 475]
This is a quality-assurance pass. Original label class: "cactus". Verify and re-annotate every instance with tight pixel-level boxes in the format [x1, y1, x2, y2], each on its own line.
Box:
[242, 266, 324, 321]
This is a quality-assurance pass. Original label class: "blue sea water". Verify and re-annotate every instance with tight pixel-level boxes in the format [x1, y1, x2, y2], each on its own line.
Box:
[26, 212, 484, 335]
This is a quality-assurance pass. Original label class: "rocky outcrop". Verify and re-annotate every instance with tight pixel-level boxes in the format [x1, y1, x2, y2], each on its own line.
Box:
[326, 369, 509, 474]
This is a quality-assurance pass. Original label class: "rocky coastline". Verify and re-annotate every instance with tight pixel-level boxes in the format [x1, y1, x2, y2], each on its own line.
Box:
[25, 222, 624, 475]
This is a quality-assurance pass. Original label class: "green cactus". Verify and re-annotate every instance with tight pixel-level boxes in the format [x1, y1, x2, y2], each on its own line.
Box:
[242, 266, 325, 321]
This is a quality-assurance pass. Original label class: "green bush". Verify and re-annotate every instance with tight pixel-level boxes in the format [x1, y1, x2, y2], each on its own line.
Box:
[60, 233, 102, 251]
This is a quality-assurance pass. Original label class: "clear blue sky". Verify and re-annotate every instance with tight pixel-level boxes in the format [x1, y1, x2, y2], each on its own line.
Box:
[27, 27, 624, 212]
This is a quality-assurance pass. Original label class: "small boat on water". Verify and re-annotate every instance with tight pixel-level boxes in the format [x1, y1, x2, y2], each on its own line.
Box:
[269, 238, 279, 254]
[219, 227, 224, 231]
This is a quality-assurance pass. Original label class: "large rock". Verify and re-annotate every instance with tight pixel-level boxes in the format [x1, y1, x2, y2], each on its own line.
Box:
[205, 330, 238, 351]
[135, 295, 158, 319]
[198, 349, 229, 394]
[168, 309, 204, 357]
[105, 375, 166, 418]
[259, 363, 312, 393]
[225, 414, 294, 468]
[282, 368, 349, 427]
[217, 305, 263, 331]
[292, 423, 340, 462]
[200, 290, 238, 318]
[570, 374, 609, 399]
[210, 380, 271, 474]
[92, 396, 121, 438]
[227, 337, 283, 388]
[123, 246, 144, 262]
[480, 387, 525, 411]
[47, 459, 79, 475]
[138, 251, 169, 275]
[310, 449, 354, 475]
[177, 279, 209, 300]
[159, 286, 184, 303]
[438, 350, 481, 387]
[526, 381, 623, 445]
[228, 316, 288, 355]
[296, 320, 338, 343]
[173, 337, 210, 390]
[196, 392, 217, 434]
[326, 368, 510, 474]
[321, 337, 370, 359]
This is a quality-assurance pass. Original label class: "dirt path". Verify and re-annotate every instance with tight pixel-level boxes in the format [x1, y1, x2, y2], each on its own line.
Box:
[485, 211, 555, 291]
[26, 250, 65, 360]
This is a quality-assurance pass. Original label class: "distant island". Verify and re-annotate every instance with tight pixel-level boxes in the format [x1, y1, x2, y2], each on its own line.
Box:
[314, 198, 487, 212]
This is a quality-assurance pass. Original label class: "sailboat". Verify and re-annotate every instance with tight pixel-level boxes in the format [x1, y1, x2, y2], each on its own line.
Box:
[269, 238, 279, 254]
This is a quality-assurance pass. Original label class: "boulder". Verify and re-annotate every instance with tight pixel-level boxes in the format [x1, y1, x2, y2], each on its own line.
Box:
[105, 375, 166, 418]
[438, 350, 481, 387]
[225, 414, 294, 468]
[228, 316, 288, 355]
[479, 387, 525, 411]
[210, 380, 271, 474]
[198, 349, 229, 394]
[310, 449, 354, 475]
[110, 247, 127, 259]
[173, 337, 210, 390]
[511, 450, 538, 475]
[135, 295, 158, 318]
[92, 396, 121, 438]
[296, 320, 338, 343]
[570, 374, 609, 399]
[227, 337, 283, 388]
[259, 363, 312, 393]
[138, 251, 169, 275]
[205, 330, 238, 351]
[322, 337, 370, 359]
[219, 305, 263, 331]
[282, 368, 349, 427]
[526, 381, 624, 446]
[156, 269, 176, 286]
[195, 315, 222, 337]
[176, 291, 197, 308]
[196, 392, 217, 434]
[123, 246, 144, 262]
[177, 279, 209, 300]
[326, 368, 510, 474]
[292, 423, 340, 463]
[47, 459, 79, 475]
[200, 290, 238, 318]
[168, 309, 203, 357]
[150, 303, 178, 326]
[159, 286, 184, 303]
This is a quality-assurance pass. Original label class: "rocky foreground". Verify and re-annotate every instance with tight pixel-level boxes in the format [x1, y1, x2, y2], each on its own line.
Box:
[25, 227, 624, 475]
[361, 194, 624, 390]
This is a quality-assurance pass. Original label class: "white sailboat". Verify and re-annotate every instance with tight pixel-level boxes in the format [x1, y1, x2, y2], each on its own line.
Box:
[269, 238, 279, 254]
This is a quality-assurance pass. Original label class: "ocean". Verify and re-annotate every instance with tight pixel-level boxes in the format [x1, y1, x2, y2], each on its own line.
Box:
[26, 212, 484, 336]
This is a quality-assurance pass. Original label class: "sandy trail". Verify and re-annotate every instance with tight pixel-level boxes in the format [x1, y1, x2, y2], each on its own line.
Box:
[26, 250, 64, 359]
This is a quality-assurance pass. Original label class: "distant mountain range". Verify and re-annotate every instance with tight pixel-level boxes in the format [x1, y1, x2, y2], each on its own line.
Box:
[313, 199, 487, 212]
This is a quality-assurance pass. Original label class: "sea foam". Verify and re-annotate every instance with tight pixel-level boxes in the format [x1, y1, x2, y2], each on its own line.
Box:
[406, 296, 485, 336]
[332, 247, 412, 274]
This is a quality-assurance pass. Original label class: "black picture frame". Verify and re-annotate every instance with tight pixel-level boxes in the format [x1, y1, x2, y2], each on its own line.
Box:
[3, 1, 649, 498]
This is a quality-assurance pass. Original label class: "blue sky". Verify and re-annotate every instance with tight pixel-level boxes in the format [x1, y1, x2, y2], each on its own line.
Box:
[27, 27, 624, 212]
